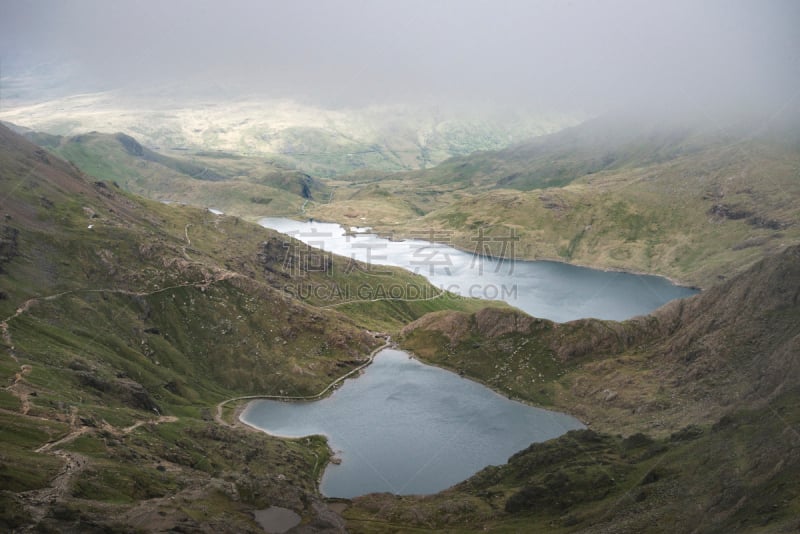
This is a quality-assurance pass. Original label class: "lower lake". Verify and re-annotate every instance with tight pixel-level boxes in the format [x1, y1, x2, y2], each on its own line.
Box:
[241, 349, 584, 498]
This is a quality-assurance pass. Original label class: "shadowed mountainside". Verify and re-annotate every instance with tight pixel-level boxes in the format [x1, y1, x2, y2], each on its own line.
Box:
[12, 126, 326, 218]
[0, 123, 487, 531]
[2, 119, 798, 532]
[346, 244, 800, 532]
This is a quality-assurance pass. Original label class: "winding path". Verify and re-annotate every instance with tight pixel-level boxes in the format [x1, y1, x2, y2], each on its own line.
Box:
[0, 266, 241, 523]
[214, 337, 392, 427]
[319, 287, 446, 309]
[16, 413, 180, 525]
[18, 450, 89, 524]
[0, 233, 397, 523]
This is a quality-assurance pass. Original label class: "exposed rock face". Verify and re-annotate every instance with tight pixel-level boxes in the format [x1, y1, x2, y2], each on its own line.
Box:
[0, 225, 19, 273]
[472, 307, 539, 338]
[115, 132, 145, 157]
[76, 372, 161, 413]
[644, 244, 800, 408]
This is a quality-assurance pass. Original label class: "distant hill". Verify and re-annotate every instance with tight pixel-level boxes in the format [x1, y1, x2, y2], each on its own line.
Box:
[0, 93, 577, 176]
[402, 115, 735, 190]
[310, 115, 800, 287]
[11, 127, 325, 218]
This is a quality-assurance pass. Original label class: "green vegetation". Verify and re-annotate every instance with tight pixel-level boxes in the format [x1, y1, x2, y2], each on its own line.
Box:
[308, 118, 800, 287]
[0, 124, 494, 530]
[3, 111, 800, 532]
[36, 131, 322, 219]
[26, 115, 797, 288]
[1, 97, 576, 177]
[347, 390, 800, 532]
[345, 241, 800, 532]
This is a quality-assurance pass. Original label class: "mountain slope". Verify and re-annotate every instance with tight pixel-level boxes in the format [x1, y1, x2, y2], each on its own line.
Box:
[310, 116, 800, 287]
[400, 115, 721, 190]
[16, 127, 325, 218]
[402, 244, 800, 433]
[346, 244, 800, 532]
[0, 123, 489, 531]
[0, 121, 377, 531]
[0, 93, 576, 177]
[2, 119, 798, 532]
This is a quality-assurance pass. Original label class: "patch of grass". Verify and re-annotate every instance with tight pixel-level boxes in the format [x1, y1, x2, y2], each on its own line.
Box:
[0, 412, 66, 492]
[0, 390, 21, 411]
[63, 434, 108, 456]
[72, 461, 180, 503]
[402, 314, 576, 406]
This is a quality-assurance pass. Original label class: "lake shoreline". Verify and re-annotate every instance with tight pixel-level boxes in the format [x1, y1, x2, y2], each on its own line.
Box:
[232, 339, 391, 495]
[240, 347, 585, 498]
[398, 345, 589, 426]
[233, 336, 392, 422]
[260, 215, 703, 291]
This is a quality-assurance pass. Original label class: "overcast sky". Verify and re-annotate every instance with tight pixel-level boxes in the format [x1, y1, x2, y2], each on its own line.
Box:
[1, 0, 798, 115]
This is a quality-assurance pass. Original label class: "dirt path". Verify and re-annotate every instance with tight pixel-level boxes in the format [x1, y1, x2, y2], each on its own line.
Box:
[18, 413, 93, 525]
[35, 425, 91, 454]
[18, 413, 180, 526]
[0, 320, 19, 363]
[4, 363, 33, 414]
[182, 223, 193, 260]
[319, 288, 446, 309]
[32, 414, 180, 456]
[215, 337, 391, 428]
[18, 450, 89, 524]
[2, 264, 241, 364]
[121, 415, 178, 435]
[1, 293, 71, 363]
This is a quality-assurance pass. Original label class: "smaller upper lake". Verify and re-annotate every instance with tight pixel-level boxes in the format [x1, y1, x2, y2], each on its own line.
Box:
[241, 349, 584, 498]
[258, 217, 698, 322]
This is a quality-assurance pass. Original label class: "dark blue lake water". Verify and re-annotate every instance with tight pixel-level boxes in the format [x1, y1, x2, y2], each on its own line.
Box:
[258, 217, 698, 322]
[248, 218, 697, 498]
[241, 349, 584, 498]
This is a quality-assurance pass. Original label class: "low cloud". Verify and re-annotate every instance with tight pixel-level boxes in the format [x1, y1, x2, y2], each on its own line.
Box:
[2, 0, 798, 117]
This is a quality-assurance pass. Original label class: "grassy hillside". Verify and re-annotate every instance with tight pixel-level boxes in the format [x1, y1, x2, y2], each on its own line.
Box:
[0, 124, 489, 531]
[0, 94, 576, 177]
[23, 116, 796, 287]
[344, 245, 800, 532]
[309, 117, 800, 287]
[22, 129, 322, 218]
[4, 108, 800, 533]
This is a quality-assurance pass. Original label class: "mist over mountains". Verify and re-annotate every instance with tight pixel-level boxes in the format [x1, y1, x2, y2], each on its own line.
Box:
[2, 0, 798, 118]
[2, 2, 800, 532]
